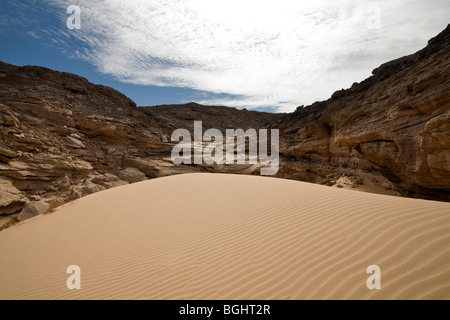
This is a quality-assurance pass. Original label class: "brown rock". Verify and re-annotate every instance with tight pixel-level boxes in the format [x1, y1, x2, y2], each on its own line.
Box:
[0, 179, 28, 215]
[117, 167, 147, 183]
[0, 104, 19, 127]
[105, 173, 120, 181]
[66, 136, 85, 149]
[68, 183, 105, 201]
[123, 158, 159, 178]
[17, 201, 51, 221]
[0, 146, 18, 159]
[142, 102, 282, 133]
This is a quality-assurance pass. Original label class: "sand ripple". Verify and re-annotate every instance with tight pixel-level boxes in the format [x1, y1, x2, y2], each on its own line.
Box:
[0, 174, 449, 300]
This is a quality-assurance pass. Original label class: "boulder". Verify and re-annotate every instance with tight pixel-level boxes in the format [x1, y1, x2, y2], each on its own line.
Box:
[117, 167, 147, 183]
[17, 201, 51, 221]
[68, 182, 105, 201]
[0, 179, 28, 215]
[123, 158, 159, 178]
[105, 173, 120, 181]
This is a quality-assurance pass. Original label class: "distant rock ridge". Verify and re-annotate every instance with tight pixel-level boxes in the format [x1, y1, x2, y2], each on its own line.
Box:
[142, 102, 281, 132]
[1, 25, 449, 228]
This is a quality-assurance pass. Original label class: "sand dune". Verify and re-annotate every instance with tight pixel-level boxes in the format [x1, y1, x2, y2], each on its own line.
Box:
[0, 173, 449, 300]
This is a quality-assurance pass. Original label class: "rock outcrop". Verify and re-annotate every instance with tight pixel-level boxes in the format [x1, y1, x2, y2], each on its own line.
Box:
[0, 178, 28, 215]
[273, 24, 450, 200]
[0, 64, 280, 228]
[0, 62, 166, 229]
[17, 201, 51, 222]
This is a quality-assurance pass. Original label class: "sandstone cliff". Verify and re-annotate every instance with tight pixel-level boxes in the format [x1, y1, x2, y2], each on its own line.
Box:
[0, 65, 279, 228]
[274, 24, 450, 200]
[0, 62, 163, 228]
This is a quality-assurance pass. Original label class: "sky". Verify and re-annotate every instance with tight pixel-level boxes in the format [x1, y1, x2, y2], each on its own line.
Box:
[0, 1, 449, 113]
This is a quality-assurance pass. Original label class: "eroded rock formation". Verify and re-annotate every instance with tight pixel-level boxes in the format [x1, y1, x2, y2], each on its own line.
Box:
[274, 25, 450, 200]
[0, 64, 279, 228]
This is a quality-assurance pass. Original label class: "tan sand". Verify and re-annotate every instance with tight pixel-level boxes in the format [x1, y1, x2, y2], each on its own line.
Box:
[0, 173, 449, 300]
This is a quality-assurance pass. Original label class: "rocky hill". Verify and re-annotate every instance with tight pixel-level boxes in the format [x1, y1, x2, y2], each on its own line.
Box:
[1, 25, 449, 229]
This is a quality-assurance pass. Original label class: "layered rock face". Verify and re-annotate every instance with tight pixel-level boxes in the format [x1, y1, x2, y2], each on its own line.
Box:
[0, 25, 449, 228]
[0, 63, 167, 228]
[0, 65, 279, 228]
[274, 25, 450, 200]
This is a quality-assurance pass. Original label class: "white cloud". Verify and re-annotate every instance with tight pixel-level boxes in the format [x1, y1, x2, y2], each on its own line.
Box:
[47, 0, 450, 112]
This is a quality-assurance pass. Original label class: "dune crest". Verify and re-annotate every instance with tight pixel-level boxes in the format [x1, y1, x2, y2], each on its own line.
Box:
[0, 173, 449, 300]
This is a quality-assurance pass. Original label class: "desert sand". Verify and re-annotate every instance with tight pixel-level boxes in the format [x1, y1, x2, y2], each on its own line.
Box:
[0, 173, 449, 300]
